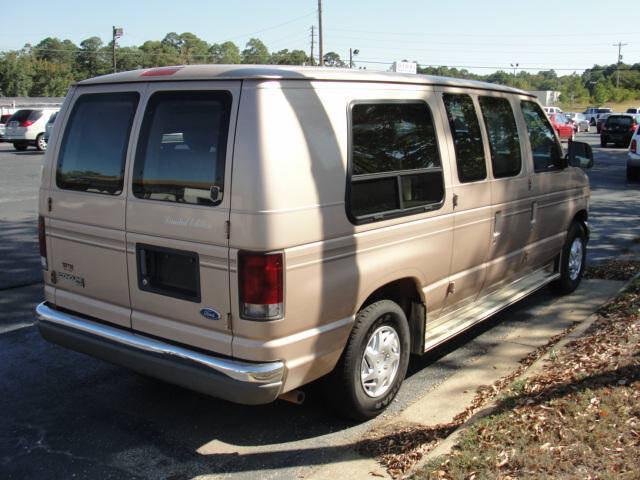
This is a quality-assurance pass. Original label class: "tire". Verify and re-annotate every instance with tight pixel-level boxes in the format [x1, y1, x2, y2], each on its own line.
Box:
[600, 138, 606, 147]
[550, 222, 587, 295]
[628, 165, 639, 181]
[325, 299, 410, 421]
[35, 133, 47, 151]
[590, 118, 596, 126]
[13, 142, 27, 151]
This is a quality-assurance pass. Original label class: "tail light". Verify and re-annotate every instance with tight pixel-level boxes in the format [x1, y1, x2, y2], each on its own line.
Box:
[38, 215, 48, 270]
[238, 251, 283, 320]
[19, 120, 34, 127]
[631, 139, 637, 154]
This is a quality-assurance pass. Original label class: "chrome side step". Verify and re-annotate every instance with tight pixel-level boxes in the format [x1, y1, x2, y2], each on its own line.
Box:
[424, 268, 560, 352]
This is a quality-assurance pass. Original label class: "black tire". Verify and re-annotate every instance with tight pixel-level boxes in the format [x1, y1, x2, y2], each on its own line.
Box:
[35, 133, 47, 151]
[600, 137, 607, 147]
[550, 222, 587, 295]
[628, 165, 639, 181]
[325, 300, 410, 421]
[13, 142, 28, 151]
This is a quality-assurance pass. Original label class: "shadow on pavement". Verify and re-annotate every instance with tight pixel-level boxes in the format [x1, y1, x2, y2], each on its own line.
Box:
[0, 218, 41, 289]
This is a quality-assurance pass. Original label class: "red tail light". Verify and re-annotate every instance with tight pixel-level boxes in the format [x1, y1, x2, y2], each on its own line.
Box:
[38, 215, 48, 270]
[238, 251, 283, 320]
[632, 139, 637, 154]
[20, 120, 34, 127]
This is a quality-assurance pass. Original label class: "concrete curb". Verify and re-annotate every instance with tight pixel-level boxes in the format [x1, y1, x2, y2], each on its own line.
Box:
[405, 271, 640, 478]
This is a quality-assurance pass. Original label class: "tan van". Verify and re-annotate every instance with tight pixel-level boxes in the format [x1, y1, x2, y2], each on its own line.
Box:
[36, 66, 593, 420]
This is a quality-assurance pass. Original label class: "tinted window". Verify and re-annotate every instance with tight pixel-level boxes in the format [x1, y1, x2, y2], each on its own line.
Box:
[9, 110, 33, 122]
[133, 91, 231, 206]
[607, 116, 633, 127]
[47, 112, 58, 124]
[479, 97, 522, 178]
[56, 93, 139, 195]
[521, 101, 563, 173]
[442, 93, 487, 183]
[1, 114, 12, 123]
[349, 102, 444, 221]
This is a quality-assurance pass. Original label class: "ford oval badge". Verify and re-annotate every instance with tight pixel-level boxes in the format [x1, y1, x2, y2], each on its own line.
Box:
[200, 308, 221, 321]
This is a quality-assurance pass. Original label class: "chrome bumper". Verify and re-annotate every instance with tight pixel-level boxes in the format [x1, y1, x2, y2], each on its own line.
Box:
[36, 302, 285, 404]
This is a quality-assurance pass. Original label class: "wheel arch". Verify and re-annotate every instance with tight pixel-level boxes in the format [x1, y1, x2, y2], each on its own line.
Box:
[358, 276, 426, 355]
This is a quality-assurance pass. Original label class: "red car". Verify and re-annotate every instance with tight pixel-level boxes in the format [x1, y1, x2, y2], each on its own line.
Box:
[548, 113, 575, 141]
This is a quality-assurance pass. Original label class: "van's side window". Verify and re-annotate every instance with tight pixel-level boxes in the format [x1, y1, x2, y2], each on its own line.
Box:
[56, 92, 139, 195]
[133, 91, 231, 206]
[521, 101, 564, 173]
[442, 93, 487, 183]
[479, 97, 522, 178]
[349, 102, 444, 222]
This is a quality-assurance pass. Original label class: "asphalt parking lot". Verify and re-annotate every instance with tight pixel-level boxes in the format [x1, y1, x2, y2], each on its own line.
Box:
[1, 132, 639, 479]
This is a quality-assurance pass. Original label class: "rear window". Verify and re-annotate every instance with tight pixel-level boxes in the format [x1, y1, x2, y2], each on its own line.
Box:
[607, 116, 633, 127]
[0, 114, 11, 123]
[597, 108, 612, 114]
[9, 110, 33, 122]
[56, 92, 139, 195]
[132, 91, 232, 206]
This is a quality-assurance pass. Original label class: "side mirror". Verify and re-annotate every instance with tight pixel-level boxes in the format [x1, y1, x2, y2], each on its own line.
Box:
[568, 141, 593, 169]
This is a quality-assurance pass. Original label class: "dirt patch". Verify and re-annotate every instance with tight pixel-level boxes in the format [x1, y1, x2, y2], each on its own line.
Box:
[585, 259, 640, 281]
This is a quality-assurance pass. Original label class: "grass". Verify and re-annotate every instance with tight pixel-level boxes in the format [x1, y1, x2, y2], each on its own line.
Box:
[414, 277, 640, 480]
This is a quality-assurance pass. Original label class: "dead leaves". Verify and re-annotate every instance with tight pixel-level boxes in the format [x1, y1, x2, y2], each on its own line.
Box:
[584, 259, 640, 281]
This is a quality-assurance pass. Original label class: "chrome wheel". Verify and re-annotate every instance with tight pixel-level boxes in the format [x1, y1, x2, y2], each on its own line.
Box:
[360, 324, 401, 398]
[568, 238, 583, 281]
[36, 134, 47, 151]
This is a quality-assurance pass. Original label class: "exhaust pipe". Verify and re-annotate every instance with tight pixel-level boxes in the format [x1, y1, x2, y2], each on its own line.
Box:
[278, 389, 305, 405]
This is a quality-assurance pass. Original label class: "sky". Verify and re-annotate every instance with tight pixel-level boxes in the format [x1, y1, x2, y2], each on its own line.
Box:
[1, 0, 637, 74]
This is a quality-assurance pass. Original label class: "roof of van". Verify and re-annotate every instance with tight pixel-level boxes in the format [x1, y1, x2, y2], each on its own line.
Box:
[78, 64, 532, 96]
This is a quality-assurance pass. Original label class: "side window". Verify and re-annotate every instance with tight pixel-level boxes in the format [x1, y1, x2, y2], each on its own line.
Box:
[521, 101, 563, 173]
[57, 92, 139, 195]
[133, 91, 232, 206]
[442, 93, 487, 183]
[479, 96, 522, 178]
[348, 102, 444, 222]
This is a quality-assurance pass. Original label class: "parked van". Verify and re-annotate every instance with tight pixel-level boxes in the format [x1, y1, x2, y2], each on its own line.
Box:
[36, 66, 593, 420]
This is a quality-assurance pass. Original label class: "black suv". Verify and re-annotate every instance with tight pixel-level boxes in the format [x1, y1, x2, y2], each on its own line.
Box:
[600, 114, 638, 147]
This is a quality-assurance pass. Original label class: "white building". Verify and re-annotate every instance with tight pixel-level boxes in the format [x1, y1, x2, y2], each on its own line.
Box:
[529, 90, 561, 107]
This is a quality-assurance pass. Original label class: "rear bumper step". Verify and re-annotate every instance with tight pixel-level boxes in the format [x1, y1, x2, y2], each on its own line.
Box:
[35, 302, 285, 405]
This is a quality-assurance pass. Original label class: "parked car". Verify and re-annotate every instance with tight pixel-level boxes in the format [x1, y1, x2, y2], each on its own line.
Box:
[543, 106, 562, 114]
[564, 112, 589, 132]
[625, 107, 640, 114]
[0, 113, 12, 142]
[35, 66, 593, 420]
[548, 113, 575, 141]
[601, 114, 638, 148]
[44, 111, 58, 143]
[596, 113, 611, 134]
[628, 125, 640, 180]
[3, 108, 58, 151]
[584, 107, 612, 126]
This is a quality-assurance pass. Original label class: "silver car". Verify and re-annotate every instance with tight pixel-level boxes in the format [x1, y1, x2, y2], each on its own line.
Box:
[565, 112, 590, 132]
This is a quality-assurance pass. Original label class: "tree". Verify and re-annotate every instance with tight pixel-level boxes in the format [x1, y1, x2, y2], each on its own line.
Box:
[271, 49, 308, 65]
[0, 50, 34, 96]
[31, 59, 75, 96]
[323, 51, 345, 67]
[242, 38, 269, 64]
[593, 82, 610, 104]
[76, 37, 107, 79]
[210, 41, 241, 64]
[139, 40, 181, 67]
[161, 32, 209, 64]
[33, 37, 78, 65]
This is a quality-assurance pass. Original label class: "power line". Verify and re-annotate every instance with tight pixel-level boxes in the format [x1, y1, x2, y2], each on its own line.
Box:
[326, 27, 638, 39]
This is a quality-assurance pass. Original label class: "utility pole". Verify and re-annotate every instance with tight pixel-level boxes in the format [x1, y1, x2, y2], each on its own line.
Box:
[613, 41, 628, 88]
[112, 26, 123, 73]
[310, 25, 315, 66]
[318, 0, 324, 66]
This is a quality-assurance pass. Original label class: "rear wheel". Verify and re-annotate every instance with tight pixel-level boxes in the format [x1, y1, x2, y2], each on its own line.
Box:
[600, 137, 607, 147]
[35, 133, 47, 151]
[325, 299, 410, 421]
[628, 165, 639, 181]
[13, 142, 27, 151]
[550, 222, 587, 295]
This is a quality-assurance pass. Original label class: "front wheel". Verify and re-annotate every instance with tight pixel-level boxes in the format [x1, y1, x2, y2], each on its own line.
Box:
[550, 222, 587, 295]
[325, 300, 410, 421]
[600, 138, 607, 147]
[35, 133, 47, 151]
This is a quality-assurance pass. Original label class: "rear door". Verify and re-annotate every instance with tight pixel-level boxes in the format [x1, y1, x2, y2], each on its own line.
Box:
[126, 81, 240, 356]
[48, 85, 142, 327]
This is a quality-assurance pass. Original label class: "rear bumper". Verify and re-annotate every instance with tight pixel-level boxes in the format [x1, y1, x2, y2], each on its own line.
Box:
[628, 152, 640, 167]
[36, 302, 285, 405]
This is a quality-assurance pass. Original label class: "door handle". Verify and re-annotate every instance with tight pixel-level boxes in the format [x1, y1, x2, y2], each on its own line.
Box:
[493, 211, 502, 240]
[530, 202, 537, 229]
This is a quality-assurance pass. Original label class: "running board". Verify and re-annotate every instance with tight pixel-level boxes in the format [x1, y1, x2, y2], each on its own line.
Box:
[424, 268, 560, 352]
